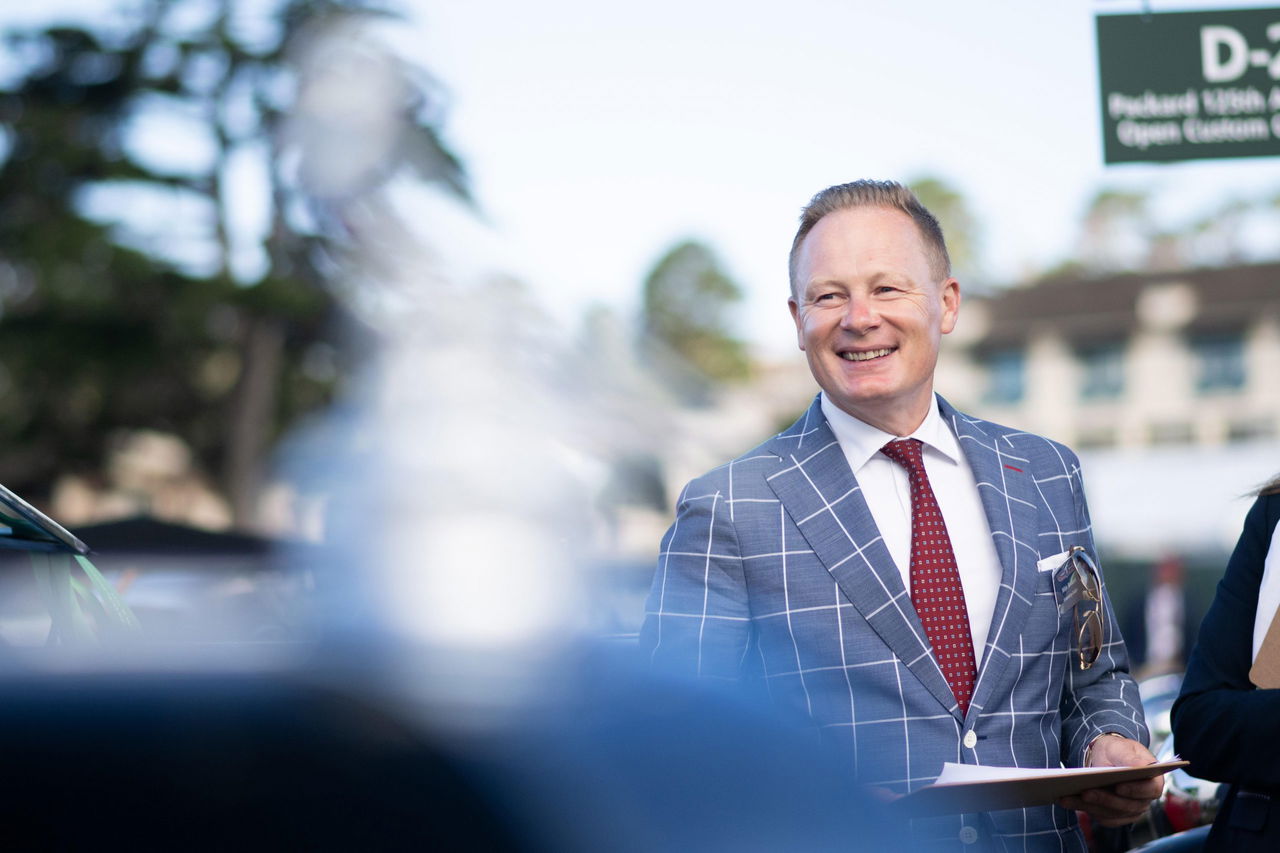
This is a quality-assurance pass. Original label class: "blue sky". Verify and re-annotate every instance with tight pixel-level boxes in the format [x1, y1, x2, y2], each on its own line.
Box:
[7, 0, 1280, 353]
[410, 0, 1280, 352]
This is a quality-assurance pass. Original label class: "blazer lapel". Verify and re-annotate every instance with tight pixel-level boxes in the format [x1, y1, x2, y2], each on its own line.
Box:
[763, 398, 962, 719]
[939, 397, 1043, 721]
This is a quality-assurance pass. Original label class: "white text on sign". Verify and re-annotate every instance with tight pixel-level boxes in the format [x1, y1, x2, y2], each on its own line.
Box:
[1201, 23, 1280, 82]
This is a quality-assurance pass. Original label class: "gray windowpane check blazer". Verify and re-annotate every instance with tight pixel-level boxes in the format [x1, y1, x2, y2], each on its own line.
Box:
[640, 394, 1147, 851]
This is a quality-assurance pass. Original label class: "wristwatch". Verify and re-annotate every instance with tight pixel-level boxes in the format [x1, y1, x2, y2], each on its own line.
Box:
[1083, 731, 1127, 766]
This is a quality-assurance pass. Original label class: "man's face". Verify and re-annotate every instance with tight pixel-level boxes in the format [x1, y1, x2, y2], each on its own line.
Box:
[788, 206, 960, 436]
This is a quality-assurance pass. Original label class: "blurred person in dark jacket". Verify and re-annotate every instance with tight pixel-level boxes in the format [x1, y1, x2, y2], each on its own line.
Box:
[1171, 473, 1280, 852]
[1124, 554, 1199, 678]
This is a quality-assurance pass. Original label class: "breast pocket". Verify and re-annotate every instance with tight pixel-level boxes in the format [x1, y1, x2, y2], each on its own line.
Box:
[1022, 567, 1067, 656]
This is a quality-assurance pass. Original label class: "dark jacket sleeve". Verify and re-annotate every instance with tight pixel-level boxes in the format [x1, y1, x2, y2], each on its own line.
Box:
[1171, 493, 1280, 787]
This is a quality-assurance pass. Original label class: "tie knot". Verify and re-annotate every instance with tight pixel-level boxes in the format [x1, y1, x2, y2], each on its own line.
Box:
[881, 438, 924, 473]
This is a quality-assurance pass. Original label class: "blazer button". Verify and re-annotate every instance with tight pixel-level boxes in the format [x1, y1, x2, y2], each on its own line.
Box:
[963, 730, 977, 749]
[959, 826, 979, 845]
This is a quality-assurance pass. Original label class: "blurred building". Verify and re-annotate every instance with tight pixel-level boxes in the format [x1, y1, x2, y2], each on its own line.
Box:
[937, 261, 1280, 567]
[940, 263, 1280, 452]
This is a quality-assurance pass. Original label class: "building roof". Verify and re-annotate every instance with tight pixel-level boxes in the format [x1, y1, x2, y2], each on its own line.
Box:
[971, 261, 1280, 351]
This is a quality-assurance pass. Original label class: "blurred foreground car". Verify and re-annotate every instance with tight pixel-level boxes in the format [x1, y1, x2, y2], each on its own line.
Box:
[0, 486, 895, 851]
[0, 650, 897, 850]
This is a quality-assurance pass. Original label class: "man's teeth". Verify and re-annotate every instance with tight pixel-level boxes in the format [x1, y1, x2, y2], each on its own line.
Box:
[842, 348, 893, 362]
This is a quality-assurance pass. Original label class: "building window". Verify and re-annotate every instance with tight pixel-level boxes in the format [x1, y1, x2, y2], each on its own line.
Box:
[1149, 422, 1194, 445]
[1078, 344, 1125, 400]
[983, 350, 1024, 404]
[1192, 335, 1245, 393]
[1227, 419, 1275, 443]
[1077, 428, 1118, 450]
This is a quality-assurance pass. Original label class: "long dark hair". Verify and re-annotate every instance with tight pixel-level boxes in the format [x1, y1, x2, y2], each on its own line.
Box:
[1261, 474, 1280, 496]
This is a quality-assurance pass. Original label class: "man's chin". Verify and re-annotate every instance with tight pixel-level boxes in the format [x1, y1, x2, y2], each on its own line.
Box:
[827, 385, 895, 411]
[825, 386, 934, 434]
[826, 391, 893, 421]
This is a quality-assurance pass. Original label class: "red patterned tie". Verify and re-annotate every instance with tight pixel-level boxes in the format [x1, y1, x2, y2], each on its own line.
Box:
[881, 438, 977, 716]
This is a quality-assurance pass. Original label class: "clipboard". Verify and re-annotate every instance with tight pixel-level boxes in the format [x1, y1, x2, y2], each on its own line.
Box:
[887, 760, 1188, 818]
[1250, 602, 1280, 688]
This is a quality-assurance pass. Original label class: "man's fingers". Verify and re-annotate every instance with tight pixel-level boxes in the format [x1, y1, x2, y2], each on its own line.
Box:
[1056, 794, 1126, 817]
[1058, 781, 1158, 828]
[1112, 777, 1164, 800]
[1057, 795, 1147, 827]
[1077, 788, 1140, 812]
[1075, 736, 1164, 828]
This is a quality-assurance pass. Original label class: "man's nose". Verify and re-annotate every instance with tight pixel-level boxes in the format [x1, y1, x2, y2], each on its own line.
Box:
[839, 295, 880, 334]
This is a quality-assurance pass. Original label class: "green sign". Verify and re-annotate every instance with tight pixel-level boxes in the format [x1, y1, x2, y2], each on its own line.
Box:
[1097, 8, 1280, 163]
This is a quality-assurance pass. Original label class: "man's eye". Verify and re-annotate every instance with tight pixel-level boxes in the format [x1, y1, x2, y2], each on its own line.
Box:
[814, 292, 839, 302]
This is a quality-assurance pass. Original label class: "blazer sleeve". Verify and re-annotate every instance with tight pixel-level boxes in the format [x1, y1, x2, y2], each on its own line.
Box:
[638, 476, 753, 680]
[1171, 493, 1280, 787]
[1058, 458, 1148, 765]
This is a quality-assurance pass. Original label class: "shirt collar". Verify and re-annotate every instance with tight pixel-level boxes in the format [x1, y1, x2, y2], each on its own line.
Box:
[819, 393, 962, 473]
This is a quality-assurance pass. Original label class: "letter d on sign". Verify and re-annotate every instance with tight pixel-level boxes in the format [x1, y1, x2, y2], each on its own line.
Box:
[1202, 25, 1249, 82]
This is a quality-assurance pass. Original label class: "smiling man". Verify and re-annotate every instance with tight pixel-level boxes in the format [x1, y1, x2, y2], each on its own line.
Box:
[639, 181, 1160, 851]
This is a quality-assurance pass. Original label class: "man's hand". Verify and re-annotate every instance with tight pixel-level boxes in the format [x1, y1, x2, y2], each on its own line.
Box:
[1057, 734, 1163, 828]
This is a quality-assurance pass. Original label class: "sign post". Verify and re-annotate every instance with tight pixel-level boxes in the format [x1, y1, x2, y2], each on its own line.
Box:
[1097, 7, 1280, 163]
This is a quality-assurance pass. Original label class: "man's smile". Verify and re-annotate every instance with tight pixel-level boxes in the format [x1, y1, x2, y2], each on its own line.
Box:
[839, 347, 896, 362]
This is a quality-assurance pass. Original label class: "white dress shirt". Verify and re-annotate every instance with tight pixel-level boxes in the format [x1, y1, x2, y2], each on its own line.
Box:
[1251, 516, 1280, 662]
[821, 393, 1002, 665]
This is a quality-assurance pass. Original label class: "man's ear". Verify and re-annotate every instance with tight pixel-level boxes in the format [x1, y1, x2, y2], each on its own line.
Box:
[788, 297, 805, 350]
[939, 278, 961, 335]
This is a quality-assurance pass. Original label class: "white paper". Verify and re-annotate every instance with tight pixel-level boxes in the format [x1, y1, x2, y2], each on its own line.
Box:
[933, 762, 1110, 786]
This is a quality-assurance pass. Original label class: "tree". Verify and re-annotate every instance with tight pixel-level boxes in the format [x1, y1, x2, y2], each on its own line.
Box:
[639, 239, 750, 402]
[1073, 186, 1153, 274]
[0, 0, 467, 526]
[908, 175, 983, 285]
[1184, 197, 1257, 268]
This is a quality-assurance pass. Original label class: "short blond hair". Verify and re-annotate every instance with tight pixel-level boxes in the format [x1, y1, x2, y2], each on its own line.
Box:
[788, 180, 950, 298]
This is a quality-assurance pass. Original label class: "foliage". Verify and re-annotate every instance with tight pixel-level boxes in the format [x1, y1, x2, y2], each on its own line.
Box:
[639, 239, 750, 400]
[1045, 184, 1280, 280]
[0, 0, 467, 521]
[1076, 187, 1154, 273]
[908, 174, 983, 286]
